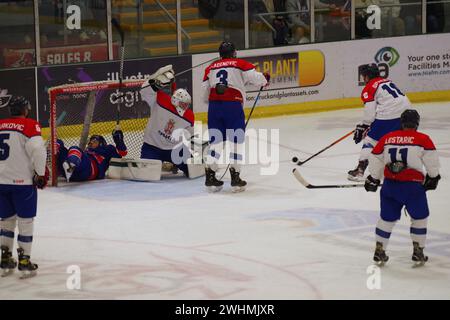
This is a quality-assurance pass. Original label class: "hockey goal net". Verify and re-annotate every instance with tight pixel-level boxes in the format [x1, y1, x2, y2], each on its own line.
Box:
[47, 79, 149, 186]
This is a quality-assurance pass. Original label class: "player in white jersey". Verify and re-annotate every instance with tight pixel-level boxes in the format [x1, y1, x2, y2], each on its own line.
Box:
[0, 96, 47, 278]
[201, 41, 269, 192]
[348, 63, 411, 181]
[364, 109, 440, 266]
[140, 65, 195, 176]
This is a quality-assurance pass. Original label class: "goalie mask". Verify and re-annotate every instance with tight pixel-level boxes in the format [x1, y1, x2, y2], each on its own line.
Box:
[171, 88, 191, 115]
[88, 134, 107, 148]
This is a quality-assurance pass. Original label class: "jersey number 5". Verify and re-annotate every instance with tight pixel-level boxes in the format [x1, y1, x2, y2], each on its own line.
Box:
[382, 83, 405, 98]
[0, 133, 10, 160]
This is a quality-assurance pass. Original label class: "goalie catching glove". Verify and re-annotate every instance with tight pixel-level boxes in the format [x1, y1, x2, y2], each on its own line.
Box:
[353, 123, 370, 144]
[147, 64, 175, 91]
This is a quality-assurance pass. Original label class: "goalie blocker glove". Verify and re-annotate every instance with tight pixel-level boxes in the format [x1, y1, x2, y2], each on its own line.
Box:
[112, 129, 126, 150]
[364, 175, 381, 192]
[423, 174, 441, 191]
[353, 123, 370, 144]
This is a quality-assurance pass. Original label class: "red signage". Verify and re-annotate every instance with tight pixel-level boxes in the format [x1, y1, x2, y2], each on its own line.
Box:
[3, 43, 118, 68]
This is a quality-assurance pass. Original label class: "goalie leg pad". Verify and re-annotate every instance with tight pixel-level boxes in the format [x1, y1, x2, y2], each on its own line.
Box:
[108, 158, 162, 181]
[187, 158, 205, 179]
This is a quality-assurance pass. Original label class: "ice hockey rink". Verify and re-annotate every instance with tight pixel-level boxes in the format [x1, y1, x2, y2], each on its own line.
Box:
[1, 102, 449, 300]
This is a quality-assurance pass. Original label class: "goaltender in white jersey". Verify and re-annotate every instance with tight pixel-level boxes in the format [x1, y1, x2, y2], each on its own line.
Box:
[140, 65, 195, 177]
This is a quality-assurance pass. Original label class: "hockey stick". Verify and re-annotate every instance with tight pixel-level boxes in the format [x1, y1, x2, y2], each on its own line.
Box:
[218, 86, 265, 181]
[292, 129, 355, 166]
[292, 168, 365, 189]
[111, 18, 125, 130]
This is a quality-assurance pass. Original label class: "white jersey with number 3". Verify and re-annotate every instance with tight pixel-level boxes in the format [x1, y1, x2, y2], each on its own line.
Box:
[0, 117, 47, 185]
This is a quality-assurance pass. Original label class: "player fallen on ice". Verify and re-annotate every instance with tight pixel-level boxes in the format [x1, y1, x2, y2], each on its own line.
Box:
[57, 130, 127, 182]
[0, 96, 48, 278]
[348, 63, 411, 181]
[201, 41, 270, 192]
[140, 65, 199, 178]
[364, 109, 440, 267]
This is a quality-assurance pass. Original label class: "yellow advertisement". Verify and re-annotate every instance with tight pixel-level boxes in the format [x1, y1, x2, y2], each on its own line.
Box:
[249, 50, 325, 88]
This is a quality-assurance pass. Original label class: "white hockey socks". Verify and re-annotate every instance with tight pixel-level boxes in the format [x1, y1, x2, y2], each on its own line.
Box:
[17, 217, 34, 256]
[375, 219, 396, 249]
[206, 141, 223, 172]
[0, 215, 17, 251]
[410, 218, 428, 248]
[229, 142, 244, 173]
[359, 137, 377, 161]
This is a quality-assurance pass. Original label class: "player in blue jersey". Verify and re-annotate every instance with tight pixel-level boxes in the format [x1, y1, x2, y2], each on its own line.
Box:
[56, 130, 127, 182]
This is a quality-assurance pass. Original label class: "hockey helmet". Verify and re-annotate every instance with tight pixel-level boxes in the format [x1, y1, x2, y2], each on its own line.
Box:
[88, 134, 107, 148]
[360, 63, 380, 80]
[401, 109, 420, 130]
[9, 96, 31, 117]
[171, 88, 191, 111]
[219, 41, 236, 59]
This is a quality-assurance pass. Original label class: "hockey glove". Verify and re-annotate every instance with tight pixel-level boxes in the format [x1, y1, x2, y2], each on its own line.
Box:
[112, 129, 126, 150]
[263, 72, 271, 84]
[423, 174, 441, 191]
[353, 123, 370, 144]
[33, 167, 49, 189]
[364, 175, 380, 192]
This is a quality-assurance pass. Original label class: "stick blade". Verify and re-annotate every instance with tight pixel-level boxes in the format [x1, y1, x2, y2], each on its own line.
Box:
[292, 168, 311, 188]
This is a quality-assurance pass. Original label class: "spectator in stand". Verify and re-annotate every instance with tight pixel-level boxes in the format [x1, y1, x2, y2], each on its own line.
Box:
[355, 0, 380, 38]
[426, 0, 446, 33]
[400, 0, 422, 35]
[401, 0, 445, 34]
[374, 0, 405, 36]
[286, 0, 311, 43]
[250, 0, 290, 47]
[315, 0, 350, 42]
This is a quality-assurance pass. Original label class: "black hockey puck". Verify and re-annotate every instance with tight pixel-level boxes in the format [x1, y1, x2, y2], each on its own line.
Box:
[292, 157, 298, 163]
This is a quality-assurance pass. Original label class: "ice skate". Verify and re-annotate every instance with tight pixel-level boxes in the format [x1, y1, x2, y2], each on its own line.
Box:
[373, 242, 389, 267]
[205, 168, 223, 192]
[347, 160, 368, 182]
[17, 248, 38, 279]
[62, 161, 75, 182]
[1, 246, 17, 277]
[412, 242, 428, 268]
[230, 167, 247, 193]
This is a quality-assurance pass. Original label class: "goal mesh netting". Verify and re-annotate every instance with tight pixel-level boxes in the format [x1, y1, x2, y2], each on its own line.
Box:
[47, 80, 149, 186]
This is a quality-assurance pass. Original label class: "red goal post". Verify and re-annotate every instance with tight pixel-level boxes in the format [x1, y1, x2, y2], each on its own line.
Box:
[47, 79, 147, 186]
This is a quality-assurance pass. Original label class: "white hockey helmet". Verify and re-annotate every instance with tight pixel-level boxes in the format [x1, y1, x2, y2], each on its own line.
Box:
[171, 88, 191, 111]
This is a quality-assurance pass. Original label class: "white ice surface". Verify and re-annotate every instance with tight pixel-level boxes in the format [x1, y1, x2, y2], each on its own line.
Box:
[1, 102, 450, 299]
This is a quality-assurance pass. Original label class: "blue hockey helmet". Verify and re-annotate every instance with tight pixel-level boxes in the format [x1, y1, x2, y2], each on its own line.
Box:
[88, 134, 107, 147]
